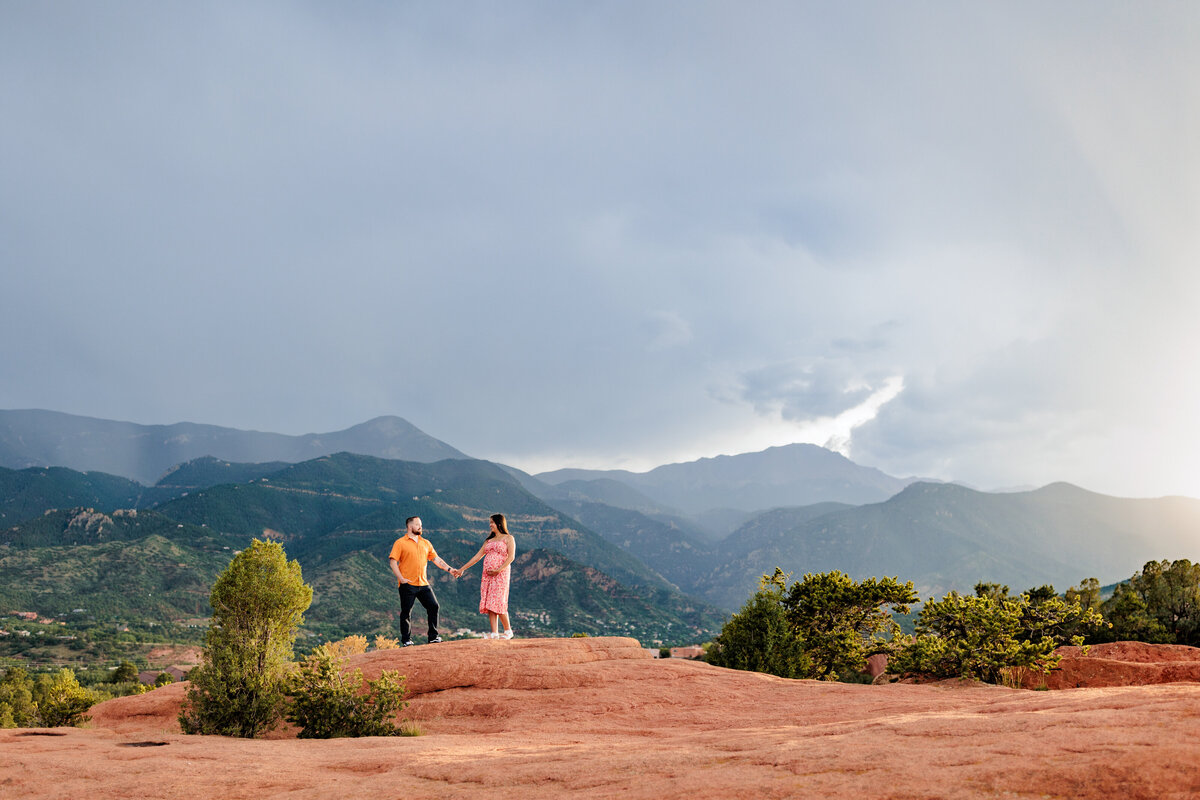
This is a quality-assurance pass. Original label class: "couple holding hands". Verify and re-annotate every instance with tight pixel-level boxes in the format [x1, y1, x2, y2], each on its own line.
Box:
[388, 513, 516, 645]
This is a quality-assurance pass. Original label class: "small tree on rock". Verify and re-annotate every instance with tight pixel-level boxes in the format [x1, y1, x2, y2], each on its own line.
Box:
[179, 539, 312, 737]
[782, 570, 918, 680]
[890, 589, 1104, 684]
[707, 568, 916, 681]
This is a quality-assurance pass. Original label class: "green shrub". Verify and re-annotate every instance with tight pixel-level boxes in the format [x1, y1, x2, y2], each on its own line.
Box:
[324, 635, 369, 658]
[285, 646, 411, 738]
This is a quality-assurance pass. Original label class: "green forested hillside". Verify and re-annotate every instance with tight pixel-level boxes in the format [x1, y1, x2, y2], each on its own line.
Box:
[156, 454, 674, 594]
[546, 499, 716, 592]
[154, 456, 291, 489]
[0, 454, 727, 662]
[0, 509, 241, 620]
[0, 467, 146, 525]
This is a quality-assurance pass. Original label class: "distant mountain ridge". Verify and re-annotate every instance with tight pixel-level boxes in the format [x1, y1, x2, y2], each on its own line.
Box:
[692, 481, 1200, 609]
[536, 443, 917, 515]
[521, 475, 1200, 612]
[0, 409, 468, 485]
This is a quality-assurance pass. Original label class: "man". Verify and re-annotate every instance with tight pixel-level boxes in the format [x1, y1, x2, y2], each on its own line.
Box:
[388, 516, 458, 646]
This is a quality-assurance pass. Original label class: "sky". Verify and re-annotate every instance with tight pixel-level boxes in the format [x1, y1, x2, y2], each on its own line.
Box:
[3, 3, 1199, 498]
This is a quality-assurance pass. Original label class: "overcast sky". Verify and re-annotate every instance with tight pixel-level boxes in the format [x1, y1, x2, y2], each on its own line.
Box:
[3, 3, 1199, 498]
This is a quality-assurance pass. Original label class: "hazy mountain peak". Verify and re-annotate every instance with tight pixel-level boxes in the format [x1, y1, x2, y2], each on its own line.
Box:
[538, 441, 916, 514]
[0, 409, 468, 485]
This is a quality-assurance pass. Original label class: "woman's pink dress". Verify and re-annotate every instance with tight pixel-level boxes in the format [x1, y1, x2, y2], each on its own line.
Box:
[479, 538, 511, 615]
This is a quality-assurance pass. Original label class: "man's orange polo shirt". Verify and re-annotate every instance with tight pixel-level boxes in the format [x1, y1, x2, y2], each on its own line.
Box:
[389, 535, 438, 586]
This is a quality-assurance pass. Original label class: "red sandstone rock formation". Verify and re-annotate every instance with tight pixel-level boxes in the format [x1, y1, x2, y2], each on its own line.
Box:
[1023, 640, 1200, 689]
[6, 637, 1200, 799]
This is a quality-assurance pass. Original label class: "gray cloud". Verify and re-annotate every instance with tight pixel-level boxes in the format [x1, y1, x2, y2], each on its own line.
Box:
[3, 3, 1200, 496]
[739, 358, 884, 421]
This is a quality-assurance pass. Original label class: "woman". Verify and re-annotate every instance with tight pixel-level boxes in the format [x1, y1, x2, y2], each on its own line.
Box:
[456, 513, 516, 639]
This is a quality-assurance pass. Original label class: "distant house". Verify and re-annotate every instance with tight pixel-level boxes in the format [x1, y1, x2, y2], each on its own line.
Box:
[138, 665, 191, 685]
[643, 647, 661, 658]
[669, 645, 705, 660]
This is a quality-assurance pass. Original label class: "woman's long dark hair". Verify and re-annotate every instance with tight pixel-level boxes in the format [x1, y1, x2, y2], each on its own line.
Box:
[487, 513, 509, 540]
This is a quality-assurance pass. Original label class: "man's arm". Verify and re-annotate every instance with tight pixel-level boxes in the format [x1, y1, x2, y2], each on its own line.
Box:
[389, 557, 408, 585]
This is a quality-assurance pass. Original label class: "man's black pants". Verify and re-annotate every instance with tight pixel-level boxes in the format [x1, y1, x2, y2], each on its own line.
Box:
[398, 584, 439, 642]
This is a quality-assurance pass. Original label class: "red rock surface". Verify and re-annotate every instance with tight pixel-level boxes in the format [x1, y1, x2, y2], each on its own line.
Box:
[1024, 640, 1200, 689]
[6, 637, 1200, 799]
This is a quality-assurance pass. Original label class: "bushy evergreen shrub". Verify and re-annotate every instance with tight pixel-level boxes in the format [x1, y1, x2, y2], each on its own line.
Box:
[35, 668, 101, 727]
[890, 588, 1104, 683]
[706, 572, 809, 678]
[284, 646, 411, 738]
[708, 568, 916, 681]
[782, 569, 917, 680]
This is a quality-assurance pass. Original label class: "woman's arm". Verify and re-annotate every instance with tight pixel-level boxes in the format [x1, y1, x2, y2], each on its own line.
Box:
[458, 545, 487, 574]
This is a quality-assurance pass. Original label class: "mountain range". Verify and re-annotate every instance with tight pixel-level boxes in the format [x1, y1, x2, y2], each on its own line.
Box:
[535, 443, 917, 517]
[689, 481, 1200, 609]
[3, 408, 1199, 661]
[0, 409, 467, 486]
